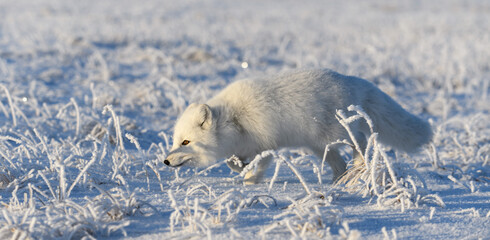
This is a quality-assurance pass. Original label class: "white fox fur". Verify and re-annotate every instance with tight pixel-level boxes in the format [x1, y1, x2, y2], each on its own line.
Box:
[164, 69, 432, 184]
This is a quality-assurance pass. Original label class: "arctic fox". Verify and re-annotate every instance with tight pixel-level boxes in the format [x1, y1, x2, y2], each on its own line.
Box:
[164, 69, 432, 184]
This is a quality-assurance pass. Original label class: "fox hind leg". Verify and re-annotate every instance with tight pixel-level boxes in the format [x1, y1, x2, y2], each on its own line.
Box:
[352, 131, 367, 166]
[314, 147, 346, 182]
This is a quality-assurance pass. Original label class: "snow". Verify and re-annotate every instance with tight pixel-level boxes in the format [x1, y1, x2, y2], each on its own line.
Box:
[0, 0, 489, 239]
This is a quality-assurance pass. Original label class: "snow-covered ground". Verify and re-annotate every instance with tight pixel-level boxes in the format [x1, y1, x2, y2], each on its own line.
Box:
[0, 0, 489, 239]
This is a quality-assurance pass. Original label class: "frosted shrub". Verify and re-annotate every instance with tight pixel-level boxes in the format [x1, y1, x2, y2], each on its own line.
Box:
[30, 187, 153, 239]
[168, 185, 277, 238]
[0, 184, 41, 240]
[260, 192, 344, 239]
[429, 113, 490, 192]
[45, 200, 130, 239]
[0, 90, 158, 239]
[90, 186, 157, 221]
[169, 190, 213, 239]
[210, 188, 277, 223]
[0, 208, 40, 240]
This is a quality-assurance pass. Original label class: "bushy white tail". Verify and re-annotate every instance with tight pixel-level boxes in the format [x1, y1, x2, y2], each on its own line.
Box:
[363, 89, 432, 153]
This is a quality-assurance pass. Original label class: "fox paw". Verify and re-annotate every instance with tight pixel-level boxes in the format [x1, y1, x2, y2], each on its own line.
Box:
[243, 170, 264, 185]
[226, 156, 246, 173]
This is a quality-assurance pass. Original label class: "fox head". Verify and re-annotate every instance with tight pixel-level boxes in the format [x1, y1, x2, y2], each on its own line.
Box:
[164, 103, 226, 168]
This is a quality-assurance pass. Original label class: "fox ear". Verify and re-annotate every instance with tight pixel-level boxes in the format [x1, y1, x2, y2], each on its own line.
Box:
[197, 104, 213, 129]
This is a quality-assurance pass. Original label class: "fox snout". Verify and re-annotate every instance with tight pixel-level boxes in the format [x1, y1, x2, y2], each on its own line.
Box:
[164, 149, 193, 167]
[163, 158, 183, 166]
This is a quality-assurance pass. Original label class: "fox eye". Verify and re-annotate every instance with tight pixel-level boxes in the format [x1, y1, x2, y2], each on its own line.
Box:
[181, 140, 190, 146]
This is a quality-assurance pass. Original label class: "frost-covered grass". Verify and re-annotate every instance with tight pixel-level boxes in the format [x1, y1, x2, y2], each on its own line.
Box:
[0, 0, 489, 239]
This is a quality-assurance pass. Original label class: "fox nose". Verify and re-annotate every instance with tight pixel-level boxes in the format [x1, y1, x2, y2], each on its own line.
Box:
[164, 160, 170, 166]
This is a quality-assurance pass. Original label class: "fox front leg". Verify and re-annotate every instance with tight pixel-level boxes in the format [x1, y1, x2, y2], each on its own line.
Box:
[226, 154, 273, 185]
[243, 154, 273, 185]
[226, 155, 247, 173]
